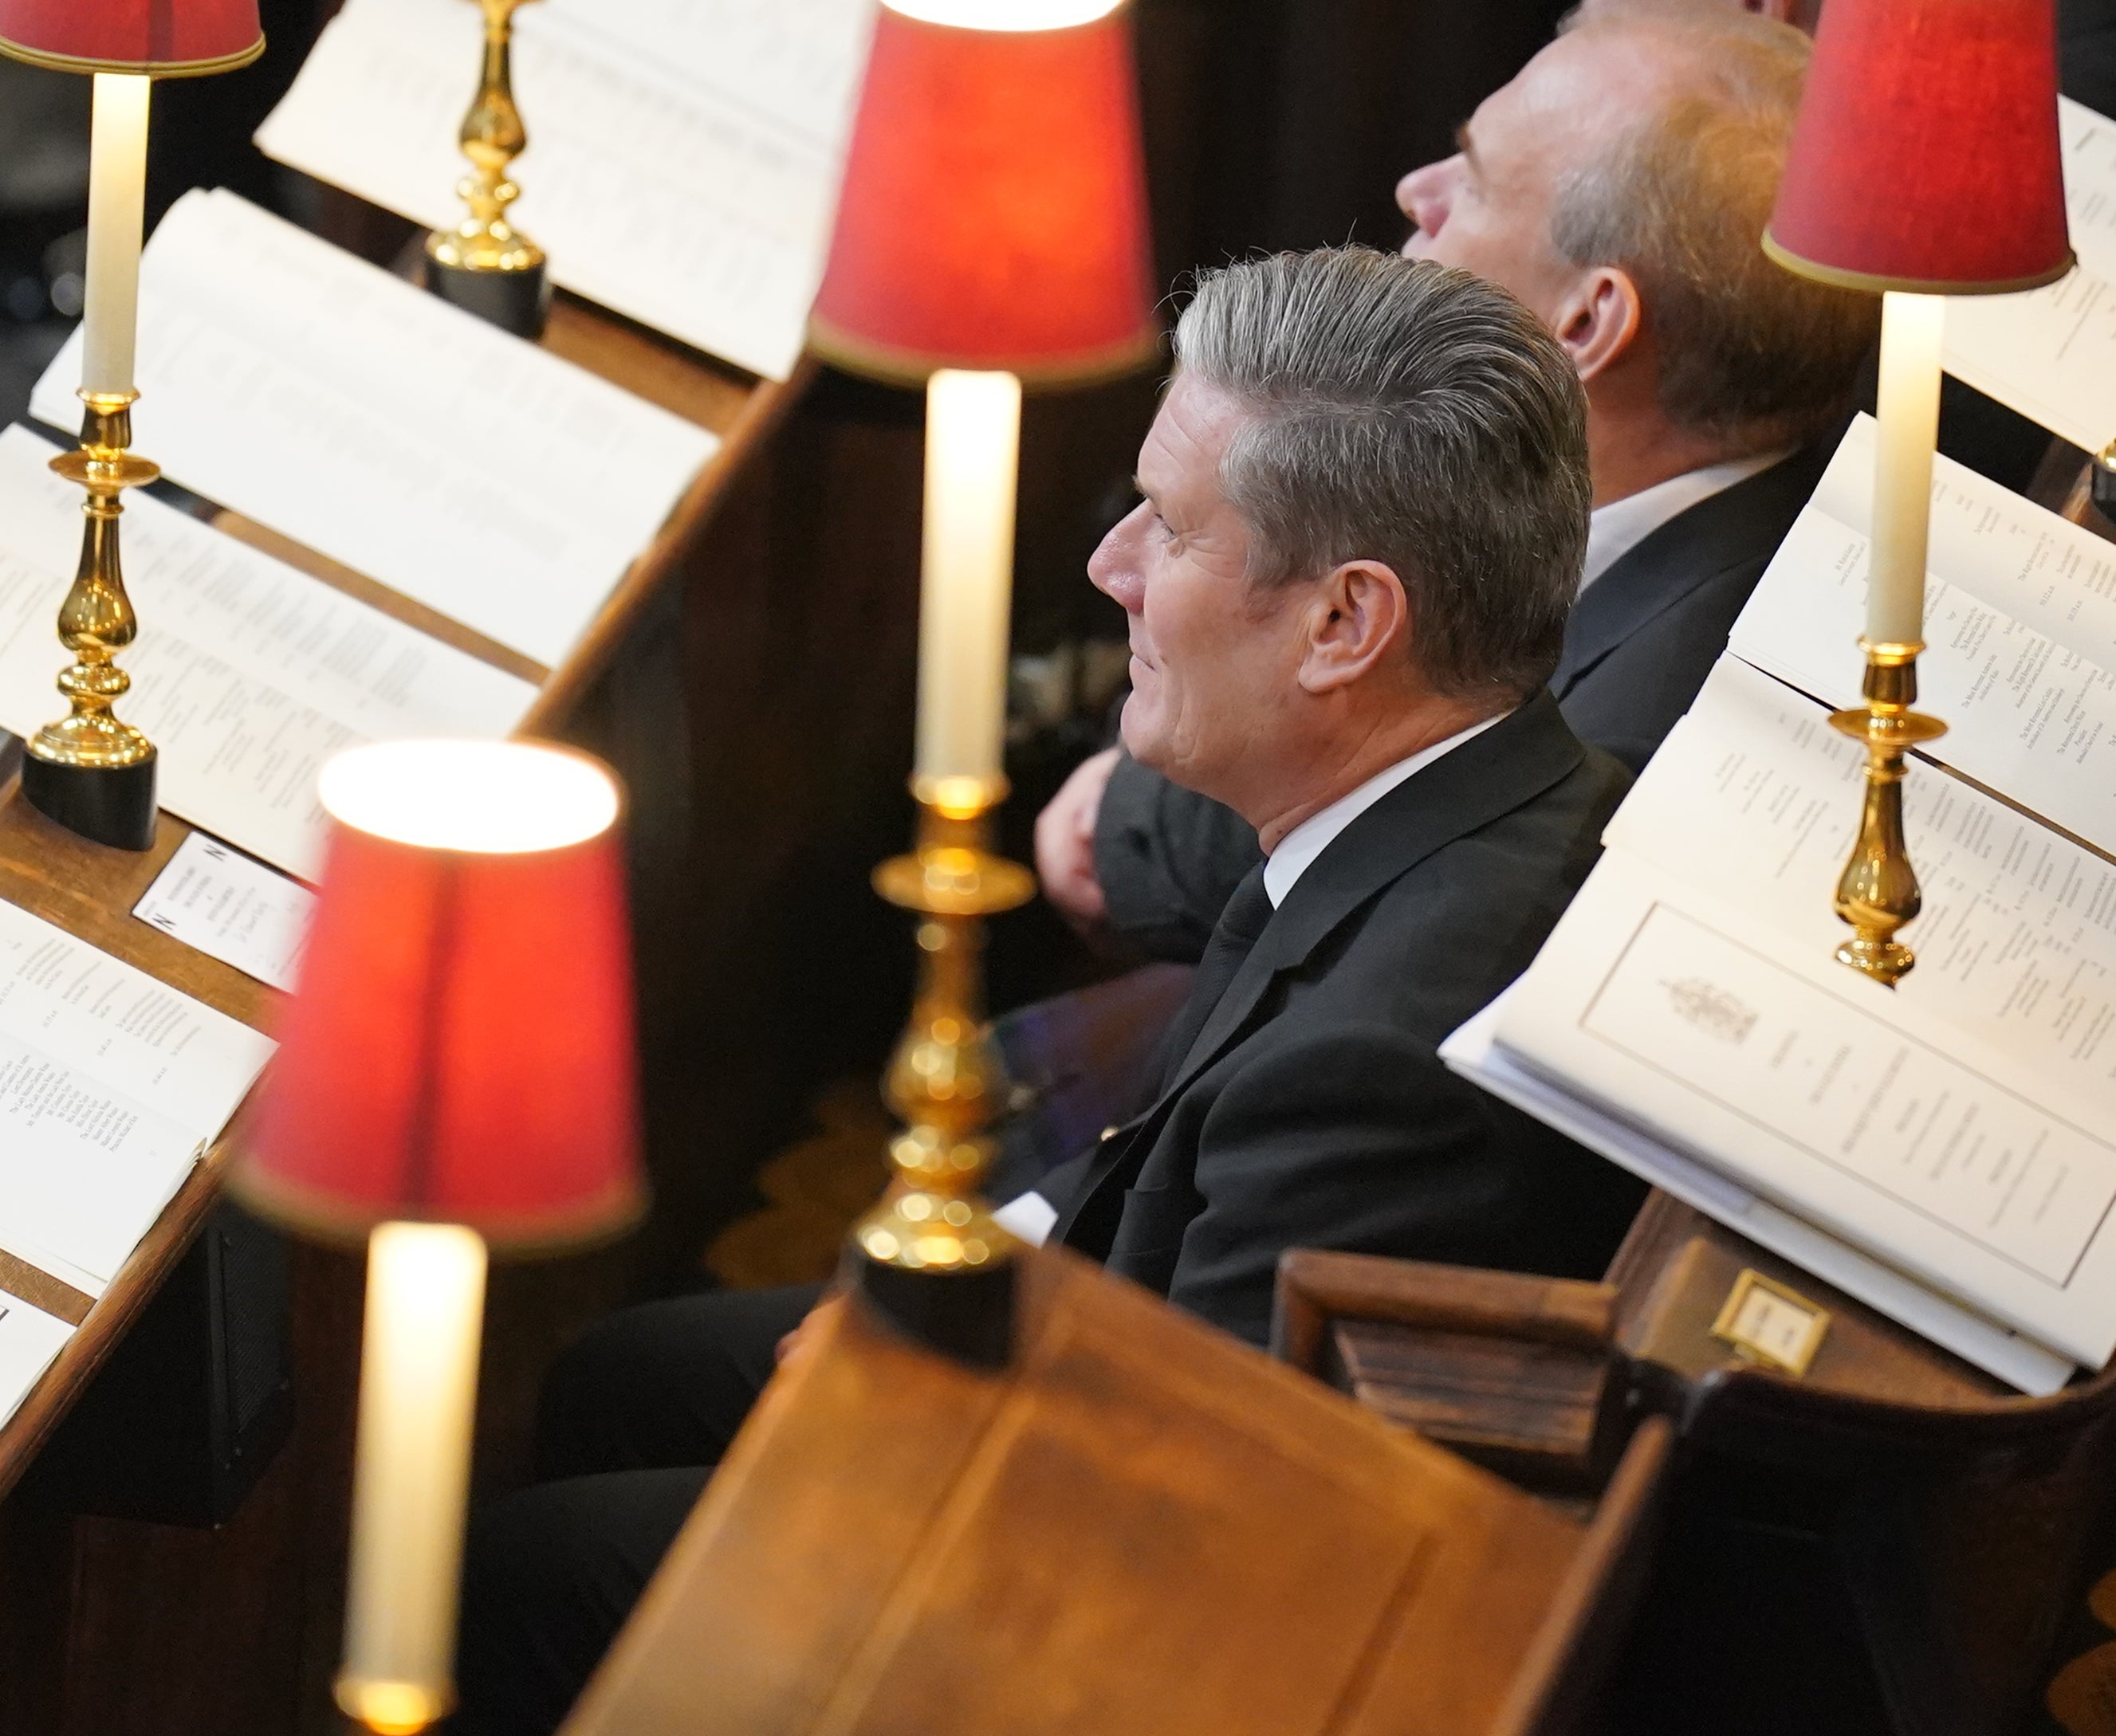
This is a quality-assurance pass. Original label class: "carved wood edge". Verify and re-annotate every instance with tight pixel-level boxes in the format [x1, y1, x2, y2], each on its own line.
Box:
[0, 1137, 232, 1506]
[1272, 1248, 1618, 1378]
[1488, 1416, 1674, 1736]
[518, 355, 816, 735]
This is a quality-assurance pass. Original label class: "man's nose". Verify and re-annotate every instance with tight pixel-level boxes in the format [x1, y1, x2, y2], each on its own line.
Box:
[1396, 159, 1453, 246]
[1087, 509, 1148, 611]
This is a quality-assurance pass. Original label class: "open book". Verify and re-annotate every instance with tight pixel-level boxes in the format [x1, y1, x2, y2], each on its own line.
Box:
[0, 898, 273, 1424]
[254, 0, 875, 382]
[0, 424, 537, 880]
[1944, 94, 2116, 454]
[1445, 420, 2116, 1394]
[29, 189, 720, 669]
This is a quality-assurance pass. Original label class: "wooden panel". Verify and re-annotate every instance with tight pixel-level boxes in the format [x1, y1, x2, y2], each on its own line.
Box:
[1330, 1322, 1614, 1491]
[563, 1249, 1587, 1736]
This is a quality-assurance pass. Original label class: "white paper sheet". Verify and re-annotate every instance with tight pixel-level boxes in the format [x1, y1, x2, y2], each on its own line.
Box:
[0, 423, 537, 878]
[134, 832, 315, 993]
[1944, 96, 2116, 454]
[1731, 415, 2116, 858]
[1441, 991, 2075, 1396]
[29, 190, 720, 666]
[1495, 855, 2116, 1372]
[0, 1298, 77, 1433]
[254, 0, 875, 380]
[0, 898, 273, 1288]
[1611, 658, 2116, 1111]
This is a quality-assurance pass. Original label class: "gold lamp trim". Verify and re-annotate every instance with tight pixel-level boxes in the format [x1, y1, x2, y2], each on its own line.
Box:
[1761, 230, 2075, 299]
[0, 33, 265, 77]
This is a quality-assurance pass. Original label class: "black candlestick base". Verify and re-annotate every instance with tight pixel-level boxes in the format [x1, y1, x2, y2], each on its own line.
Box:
[848, 1250, 1016, 1370]
[425, 255, 552, 340]
[22, 749, 159, 852]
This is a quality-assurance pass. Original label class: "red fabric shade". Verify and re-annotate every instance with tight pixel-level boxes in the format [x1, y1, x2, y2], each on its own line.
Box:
[0, 0, 262, 75]
[238, 743, 646, 1253]
[809, 3, 1158, 385]
[1765, 0, 2071, 294]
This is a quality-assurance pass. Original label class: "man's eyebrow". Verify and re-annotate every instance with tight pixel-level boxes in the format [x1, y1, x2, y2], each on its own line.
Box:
[1454, 122, 1481, 176]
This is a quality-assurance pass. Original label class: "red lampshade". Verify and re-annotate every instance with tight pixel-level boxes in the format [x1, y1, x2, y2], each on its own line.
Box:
[1764, 0, 2071, 294]
[237, 740, 647, 1253]
[0, 0, 262, 75]
[809, 0, 1158, 386]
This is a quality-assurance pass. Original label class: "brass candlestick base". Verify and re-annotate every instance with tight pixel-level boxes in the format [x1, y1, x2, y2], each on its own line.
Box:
[424, 0, 550, 339]
[22, 390, 161, 853]
[852, 776, 1036, 1366]
[1829, 641, 1946, 986]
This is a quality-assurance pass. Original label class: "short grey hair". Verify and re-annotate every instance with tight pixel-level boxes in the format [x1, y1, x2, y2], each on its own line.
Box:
[1173, 248, 1589, 705]
[1552, 10, 1879, 449]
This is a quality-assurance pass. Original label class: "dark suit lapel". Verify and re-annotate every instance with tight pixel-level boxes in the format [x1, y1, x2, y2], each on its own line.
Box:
[1163, 690, 1585, 1090]
[1552, 444, 1828, 698]
[1052, 692, 1586, 1253]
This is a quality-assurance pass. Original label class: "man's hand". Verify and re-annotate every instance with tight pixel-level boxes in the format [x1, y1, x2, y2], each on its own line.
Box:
[1036, 747, 1120, 934]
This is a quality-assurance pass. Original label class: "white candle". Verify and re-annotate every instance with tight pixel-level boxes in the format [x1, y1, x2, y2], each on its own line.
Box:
[337, 1223, 488, 1736]
[82, 73, 151, 400]
[916, 369, 1022, 803]
[1866, 290, 1945, 647]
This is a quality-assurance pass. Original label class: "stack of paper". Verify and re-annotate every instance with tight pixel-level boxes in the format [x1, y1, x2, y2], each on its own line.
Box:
[29, 190, 721, 670]
[0, 898, 273, 1424]
[1445, 418, 2116, 1395]
[254, 0, 877, 382]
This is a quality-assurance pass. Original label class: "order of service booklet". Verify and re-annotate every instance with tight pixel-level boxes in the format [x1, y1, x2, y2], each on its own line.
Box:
[1445, 418, 2116, 1395]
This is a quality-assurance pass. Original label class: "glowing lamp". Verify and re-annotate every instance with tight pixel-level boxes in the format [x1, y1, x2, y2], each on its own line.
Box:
[0, 0, 263, 75]
[1763, 0, 2071, 984]
[810, 0, 1157, 387]
[237, 738, 646, 1734]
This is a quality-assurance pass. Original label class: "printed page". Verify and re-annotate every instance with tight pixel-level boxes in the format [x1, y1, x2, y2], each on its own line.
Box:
[133, 832, 315, 993]
[1441, 991, 2075, 1394]
[0, 425, 536, 878]
[1731, 416, 2116, 855]
[1611, 656, 2116, 1106]
[254, 0, 875, 380]
[29, 190, 720, 666]
[0, 1299, 76, 1433]
[1943, 96, 2116, 454]
[0, 900, 274, 1287]
[1496, 858, 2116, 1369]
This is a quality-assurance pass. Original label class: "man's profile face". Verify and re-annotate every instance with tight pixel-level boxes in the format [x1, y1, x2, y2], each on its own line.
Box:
[1395, 31, 1673, 330]
[1090, 373, 1306, 806]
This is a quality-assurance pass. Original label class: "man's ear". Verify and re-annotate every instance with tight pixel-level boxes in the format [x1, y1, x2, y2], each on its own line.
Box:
[1296, 560, 1411, 695]
[1551, 264, 1642, 384]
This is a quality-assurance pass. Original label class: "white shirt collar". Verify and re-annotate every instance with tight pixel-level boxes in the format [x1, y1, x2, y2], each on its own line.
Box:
[1581, 450, 1790, 593]
[1262, 710, 1510, 908]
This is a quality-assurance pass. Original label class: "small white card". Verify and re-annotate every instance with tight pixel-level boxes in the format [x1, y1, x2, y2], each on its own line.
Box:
[133, 831, 316, 992]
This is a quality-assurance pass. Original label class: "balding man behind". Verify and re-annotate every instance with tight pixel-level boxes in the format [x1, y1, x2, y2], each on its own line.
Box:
[1040, 9, 1877, 960]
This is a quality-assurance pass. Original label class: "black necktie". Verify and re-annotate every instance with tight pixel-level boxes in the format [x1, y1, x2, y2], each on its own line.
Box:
[1156, 865, 1275, 1094]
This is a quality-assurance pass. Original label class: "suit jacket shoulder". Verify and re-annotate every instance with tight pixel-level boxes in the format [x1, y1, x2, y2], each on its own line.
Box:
[1553, 442, 1827, 769]
[1060, 696, 1645, 1346]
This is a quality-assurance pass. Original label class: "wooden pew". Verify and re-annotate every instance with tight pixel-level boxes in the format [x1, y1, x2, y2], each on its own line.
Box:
[1276, 1192, 2116, 1734]
[559, 1246, 1675, 1736]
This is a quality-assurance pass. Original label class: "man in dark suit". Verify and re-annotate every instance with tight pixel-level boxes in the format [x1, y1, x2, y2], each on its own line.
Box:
[1036, 7, 1877, 961]
[454, 247, 1643, 1736]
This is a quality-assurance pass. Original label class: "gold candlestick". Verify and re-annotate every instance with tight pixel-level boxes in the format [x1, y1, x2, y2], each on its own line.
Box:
[20, 390, 162, 851]
[852, 776, 1036, 1365]
[424, 0, 550, 338]
[1829, 641, 1946, 985]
